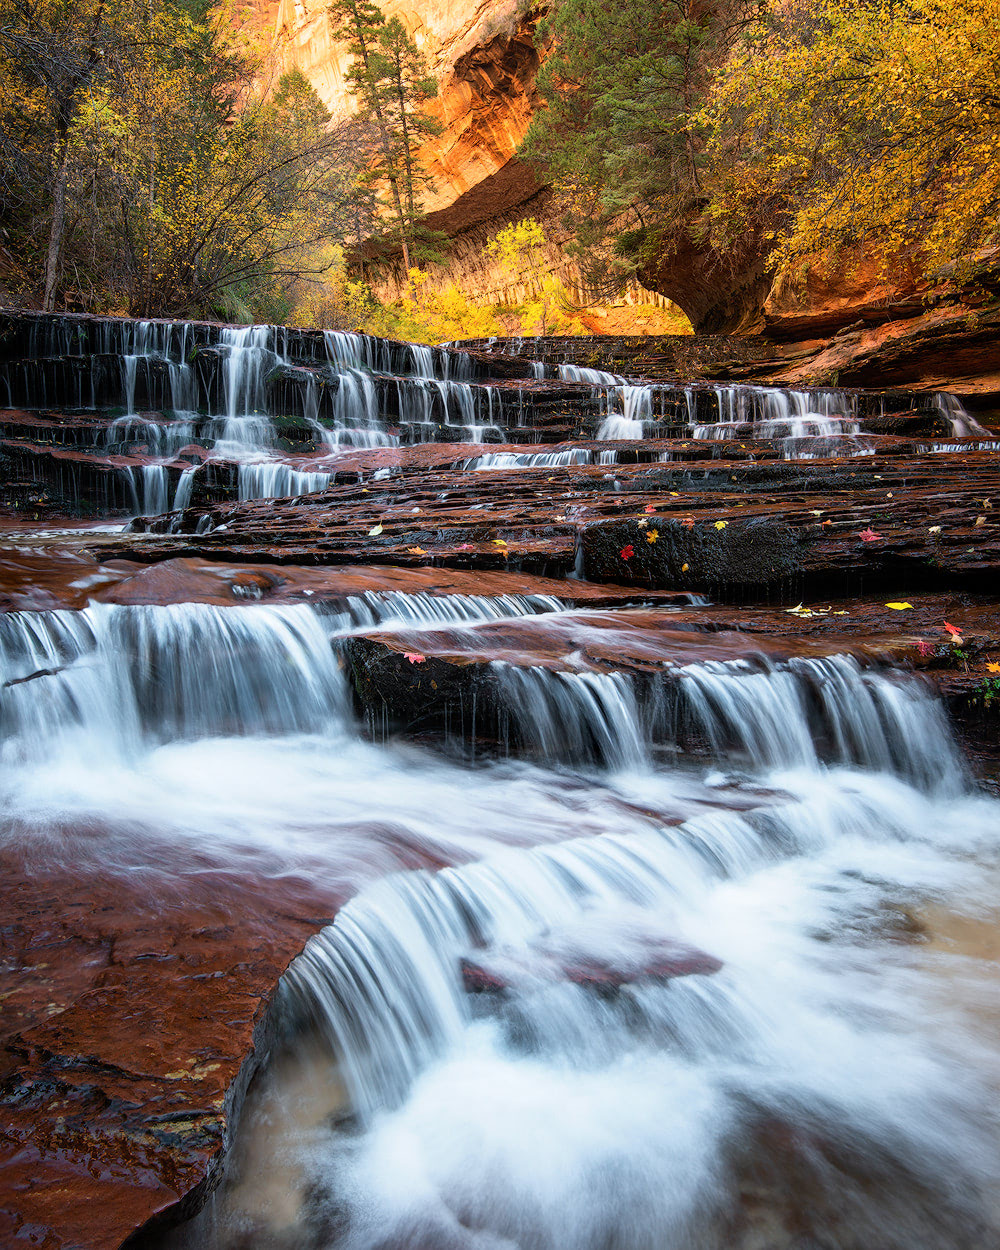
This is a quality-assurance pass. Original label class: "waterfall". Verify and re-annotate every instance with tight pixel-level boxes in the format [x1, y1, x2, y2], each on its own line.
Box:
[935, 392, 988, 436]
[238, 462, 332, 501]
[689, 384, 870, 458]
[274, 757, 1000, 1249]
[0, 602, 351, 762]
[558, 364, 622, 385]
[466, 449, 592, 470]
[126, 464, 171, 517]
[3, 566, 999, 1250]
[677, 653, 963, 792]
[345, 590, 564, 627]
[495, 665, 650, 770]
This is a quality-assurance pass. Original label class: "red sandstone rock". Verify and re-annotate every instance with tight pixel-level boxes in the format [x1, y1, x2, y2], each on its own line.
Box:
[460, 939, 723, 993]
[0, 847, 341, 1249]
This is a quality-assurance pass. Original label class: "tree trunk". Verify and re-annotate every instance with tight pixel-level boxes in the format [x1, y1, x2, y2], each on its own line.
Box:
[42, 135, 70, 311]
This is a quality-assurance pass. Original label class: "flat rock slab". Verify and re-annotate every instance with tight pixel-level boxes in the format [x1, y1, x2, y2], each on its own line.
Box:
[0, 845, 340, 1250]
[113, 445, 1000, 596]
[0, 549, 688, 612]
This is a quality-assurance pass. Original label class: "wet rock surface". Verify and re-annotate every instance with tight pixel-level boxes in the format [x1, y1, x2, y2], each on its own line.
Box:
[460, 939, 723, 993]
[0, 846, 340, 1250]
[2, 310, 1000, 1247]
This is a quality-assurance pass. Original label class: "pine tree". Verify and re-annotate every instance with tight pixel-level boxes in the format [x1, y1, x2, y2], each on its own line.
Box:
[329, 0, 441, 273]
[520, 0, 757, 290]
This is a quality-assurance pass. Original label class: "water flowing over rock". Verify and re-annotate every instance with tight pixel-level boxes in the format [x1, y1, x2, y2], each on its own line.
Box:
[2, 310, 1000, 1250]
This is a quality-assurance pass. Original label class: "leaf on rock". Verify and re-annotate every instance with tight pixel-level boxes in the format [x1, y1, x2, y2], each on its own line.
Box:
[885, 602, 913, 610]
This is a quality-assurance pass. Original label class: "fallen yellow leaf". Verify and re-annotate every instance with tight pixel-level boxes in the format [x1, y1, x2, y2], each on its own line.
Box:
[367, 523, 383, 536]
[885, 602, 913, 610]
[714, 520, 727, 530]
[681, 562, 689, 572]
[987, 662, 1000, 674]
[406, 546, 426, 555]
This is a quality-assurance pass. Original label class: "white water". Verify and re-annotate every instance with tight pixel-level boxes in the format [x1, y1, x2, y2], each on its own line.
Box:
[12, 320, 494, 517]
[467, 449, 592, 470]
[690, 384, 873, 459]
[935, 392, 989, 437]
[238, 461, 332, 501]
[3, 596, 999, 1249]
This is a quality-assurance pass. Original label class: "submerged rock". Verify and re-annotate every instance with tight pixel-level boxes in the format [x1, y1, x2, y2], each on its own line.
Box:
[460, 940, 723, 993]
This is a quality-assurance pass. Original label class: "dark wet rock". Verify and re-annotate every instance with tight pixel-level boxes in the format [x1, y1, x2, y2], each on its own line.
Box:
[582, 514, 801, 589]
[112, 441, 1000, 598]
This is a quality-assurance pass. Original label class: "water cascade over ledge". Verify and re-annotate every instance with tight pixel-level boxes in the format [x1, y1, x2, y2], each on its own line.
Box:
[2, 312, 1000, 1250]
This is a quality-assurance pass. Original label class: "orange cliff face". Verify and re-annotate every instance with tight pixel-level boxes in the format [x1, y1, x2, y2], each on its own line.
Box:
[270, 0, 546, 231]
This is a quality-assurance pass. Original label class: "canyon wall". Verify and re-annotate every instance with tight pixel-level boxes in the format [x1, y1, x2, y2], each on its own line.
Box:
[268, 0, 681, 321]
[271, 0, 543, 223]
[265, 0, 1000, 344]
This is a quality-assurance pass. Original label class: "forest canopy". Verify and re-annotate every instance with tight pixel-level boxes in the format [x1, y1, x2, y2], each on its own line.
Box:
[522, 0, 1000, 289]
[0, 0, 435, 317]
[4, 0, 999, 319]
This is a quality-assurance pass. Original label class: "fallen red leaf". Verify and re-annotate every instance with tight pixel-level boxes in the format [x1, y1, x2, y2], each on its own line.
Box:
[404, 652, 426, 664]
[944, 621, 963, 638]
[915, 640, 933, 657]
[643, 504, 657, 513]
[858, 528, 882, 542]
[620, 544, 634, 560]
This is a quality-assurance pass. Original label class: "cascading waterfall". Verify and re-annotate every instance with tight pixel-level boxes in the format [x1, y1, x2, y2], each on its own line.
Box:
[495, 664, 649, 769]
[0, 601, 350, 762]
[466, 449, 592, 470]
[3, 576, 999, 1250]
[126, 464, 171, 518]
[3, 317, 514, 514]
[238, 462, 333, 501]
[345, 590, 564, 627]
[692, 384, 871, 458]
[557, 364, 658, 440]
[935, 391, 988, 436]
[677, 652, 963, 792]
[257, 648, 1000, 1250]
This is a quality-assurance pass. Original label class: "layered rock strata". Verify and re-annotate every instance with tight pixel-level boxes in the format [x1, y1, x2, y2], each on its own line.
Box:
[2, 310, 1000, 1247]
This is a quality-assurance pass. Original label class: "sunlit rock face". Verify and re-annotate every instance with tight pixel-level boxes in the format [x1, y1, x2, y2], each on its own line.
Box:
[271, 0, 543, 225]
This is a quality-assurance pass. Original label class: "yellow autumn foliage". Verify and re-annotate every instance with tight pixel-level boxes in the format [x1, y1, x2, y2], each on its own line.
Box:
[706, 0, 1000, 278]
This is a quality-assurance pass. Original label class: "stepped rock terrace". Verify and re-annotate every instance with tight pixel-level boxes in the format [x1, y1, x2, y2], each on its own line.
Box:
[1, 311, 999, 1250]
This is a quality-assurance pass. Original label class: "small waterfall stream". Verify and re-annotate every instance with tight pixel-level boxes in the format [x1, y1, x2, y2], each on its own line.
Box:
[3, 594, 985, 1250]
[4, 318, 1000, 1250]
